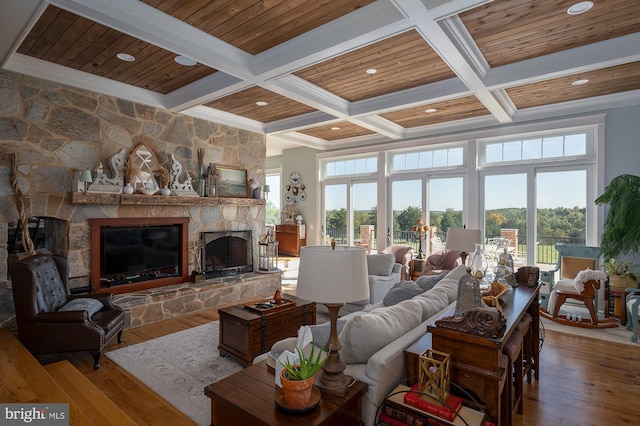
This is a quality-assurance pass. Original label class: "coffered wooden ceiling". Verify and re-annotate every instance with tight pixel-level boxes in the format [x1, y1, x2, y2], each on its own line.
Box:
[2, 0, 639, 156]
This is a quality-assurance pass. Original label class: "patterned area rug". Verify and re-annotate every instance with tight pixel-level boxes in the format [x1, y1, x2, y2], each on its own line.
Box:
[541, 304, 637, 346]
[106, 322, 243, 426]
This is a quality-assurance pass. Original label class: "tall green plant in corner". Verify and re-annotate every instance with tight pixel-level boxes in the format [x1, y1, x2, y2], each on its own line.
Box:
[595, 174, 640, 260]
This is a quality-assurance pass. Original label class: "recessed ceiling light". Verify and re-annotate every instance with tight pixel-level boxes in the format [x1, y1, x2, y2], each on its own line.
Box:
[366, 68, 377, 75]
[572, 79, 589, 86]
[567, 1, 594, 15]
[116, 53, 135, 62]
[174, 55, 197, 66]
[256, 101, 268, 107]
[425, 108, 438, 113]
[331, 127, 341, 131]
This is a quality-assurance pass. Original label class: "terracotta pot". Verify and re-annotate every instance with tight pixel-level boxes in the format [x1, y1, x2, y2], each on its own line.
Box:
[280, 369, 315, 409]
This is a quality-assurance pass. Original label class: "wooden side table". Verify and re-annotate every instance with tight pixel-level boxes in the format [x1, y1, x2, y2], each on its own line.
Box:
[411, 258, 426, 281]
[604, 287, 630, 326]
[205, 360, 367, 425]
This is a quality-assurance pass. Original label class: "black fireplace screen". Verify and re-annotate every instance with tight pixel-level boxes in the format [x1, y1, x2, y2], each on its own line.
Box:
[201, 230, 253, 278]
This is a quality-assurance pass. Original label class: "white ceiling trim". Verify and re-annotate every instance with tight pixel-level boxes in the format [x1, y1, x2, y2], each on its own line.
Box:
[393, 0, 513, 124]
[5, 53, 166, 108]
[0, 0, 44, 68]
[485, 33, 640, 89]
[182, 105, 265, 135]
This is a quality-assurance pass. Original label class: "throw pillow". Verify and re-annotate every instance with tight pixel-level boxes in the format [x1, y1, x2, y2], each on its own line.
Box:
[59, 298, 104, 317]
[366, 253, 396, 276]
[309, 318, 347, 347]
[415, 273, 445, 292]
[339, 299, 422, 364]
[383, 280, 424, 306]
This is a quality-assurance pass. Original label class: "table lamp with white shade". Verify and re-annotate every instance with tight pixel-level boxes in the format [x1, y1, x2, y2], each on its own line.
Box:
[296, 245, 369, 396]
[445, 227, 482, 266]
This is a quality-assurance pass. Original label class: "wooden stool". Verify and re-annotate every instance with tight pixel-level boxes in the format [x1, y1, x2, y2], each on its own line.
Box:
[504, 313, 533, 418]
[517, 313, 533, 384]
[504, 328, 524, 416]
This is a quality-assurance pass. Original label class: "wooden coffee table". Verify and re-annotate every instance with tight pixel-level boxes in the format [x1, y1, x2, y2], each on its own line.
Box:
[204, 360, 367, 425]
[218, 295, 316, 367]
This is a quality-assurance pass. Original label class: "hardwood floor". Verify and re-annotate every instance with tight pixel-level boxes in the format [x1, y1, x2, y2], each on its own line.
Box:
[54, 299, 640, 426]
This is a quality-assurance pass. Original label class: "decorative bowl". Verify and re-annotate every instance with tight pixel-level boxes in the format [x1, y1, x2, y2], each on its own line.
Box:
[139, 188, 158, 195]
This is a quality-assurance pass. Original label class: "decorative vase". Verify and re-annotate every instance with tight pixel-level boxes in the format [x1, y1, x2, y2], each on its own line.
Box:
[123, 183, 134, 194]
[454, 267, 482, 317]
[280, 370, 315, 409]
[160, 186, 171, 196]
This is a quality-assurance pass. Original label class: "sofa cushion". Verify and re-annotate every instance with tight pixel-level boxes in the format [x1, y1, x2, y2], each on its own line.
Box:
[339, 298, 422, 363]
[415, 273, 446, 292]
[366, 254, 396, 276]
[383, 280, 424, 306]
[309, 318, 348, 347]
[59, 298, 104, 317]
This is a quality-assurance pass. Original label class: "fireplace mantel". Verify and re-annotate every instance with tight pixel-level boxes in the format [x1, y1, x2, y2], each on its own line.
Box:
[71, 192, 265, 207]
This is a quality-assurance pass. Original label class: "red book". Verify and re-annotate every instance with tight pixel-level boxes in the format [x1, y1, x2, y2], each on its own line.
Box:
[403, 383, 462, 422]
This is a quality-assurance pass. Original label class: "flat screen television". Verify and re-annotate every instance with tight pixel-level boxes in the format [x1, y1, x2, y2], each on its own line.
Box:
[100, 224, 181, 285]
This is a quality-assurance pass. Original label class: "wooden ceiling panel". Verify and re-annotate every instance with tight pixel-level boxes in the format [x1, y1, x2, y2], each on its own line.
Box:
[381, 96, 490, 128]
[17, 6, 216, 94]
[294, 30, 456, 102]
[143, 0, 375, 55]
[205, 86, 316, 122]
[460, 0, 640, 68]
[506, 62, 640, 109]
[297, 122, 375, 141]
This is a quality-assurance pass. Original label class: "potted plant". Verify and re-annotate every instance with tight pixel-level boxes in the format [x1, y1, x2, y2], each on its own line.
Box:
[601, 258, 638, 289]
[595, 174, 640, 287]
[279, 340, 326, 409]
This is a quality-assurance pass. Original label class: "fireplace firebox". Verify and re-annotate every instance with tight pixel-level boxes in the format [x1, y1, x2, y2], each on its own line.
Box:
[90, 217, 189, 294]
[201, 230, 253, 278]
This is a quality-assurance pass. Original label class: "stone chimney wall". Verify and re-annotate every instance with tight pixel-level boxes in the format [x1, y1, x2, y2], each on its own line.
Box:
[0, 69, 266, 321]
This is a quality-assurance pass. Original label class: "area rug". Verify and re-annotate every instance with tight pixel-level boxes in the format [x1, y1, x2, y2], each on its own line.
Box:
[106, 322, 243, 426]
[540, 304, 637, 346]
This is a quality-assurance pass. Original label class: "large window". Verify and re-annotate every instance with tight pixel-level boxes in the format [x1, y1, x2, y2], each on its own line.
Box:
[317, 117, 601, 266]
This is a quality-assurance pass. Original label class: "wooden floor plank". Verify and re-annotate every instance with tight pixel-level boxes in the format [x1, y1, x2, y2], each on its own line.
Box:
[45, 360, 137, 426]
[0, 328, 94, 426]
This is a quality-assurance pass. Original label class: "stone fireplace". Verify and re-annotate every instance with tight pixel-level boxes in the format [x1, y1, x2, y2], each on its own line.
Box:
[0, 69, 277, 329]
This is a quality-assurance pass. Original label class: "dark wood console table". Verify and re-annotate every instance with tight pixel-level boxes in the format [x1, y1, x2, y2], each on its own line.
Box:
[404, 284, 540, 426]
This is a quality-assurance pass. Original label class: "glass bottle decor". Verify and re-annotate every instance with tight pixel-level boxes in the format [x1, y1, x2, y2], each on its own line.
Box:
[470, 243, 490, 292]
[498, 247, 518, 288]
[454, 267, 482, 317]
[493, 258, 514, 294]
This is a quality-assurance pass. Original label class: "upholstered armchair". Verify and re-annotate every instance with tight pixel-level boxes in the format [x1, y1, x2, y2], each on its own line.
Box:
[381, 245, 414, 280]
[626, 288, 640, 342]
[422, 249, 461, 276]
[10, 254, 125, 369]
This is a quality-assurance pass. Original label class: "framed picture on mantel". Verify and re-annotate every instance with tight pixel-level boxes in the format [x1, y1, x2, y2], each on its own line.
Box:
[215, 165, 248, 197]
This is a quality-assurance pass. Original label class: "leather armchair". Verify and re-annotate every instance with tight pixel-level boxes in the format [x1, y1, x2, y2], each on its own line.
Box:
[10, 254, 125, 369]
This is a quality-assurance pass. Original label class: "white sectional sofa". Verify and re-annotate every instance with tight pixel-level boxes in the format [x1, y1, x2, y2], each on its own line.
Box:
[272, 264, 466, 426]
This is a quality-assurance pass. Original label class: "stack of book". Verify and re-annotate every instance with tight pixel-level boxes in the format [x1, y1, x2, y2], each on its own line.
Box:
[380, 384, 493, 426]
